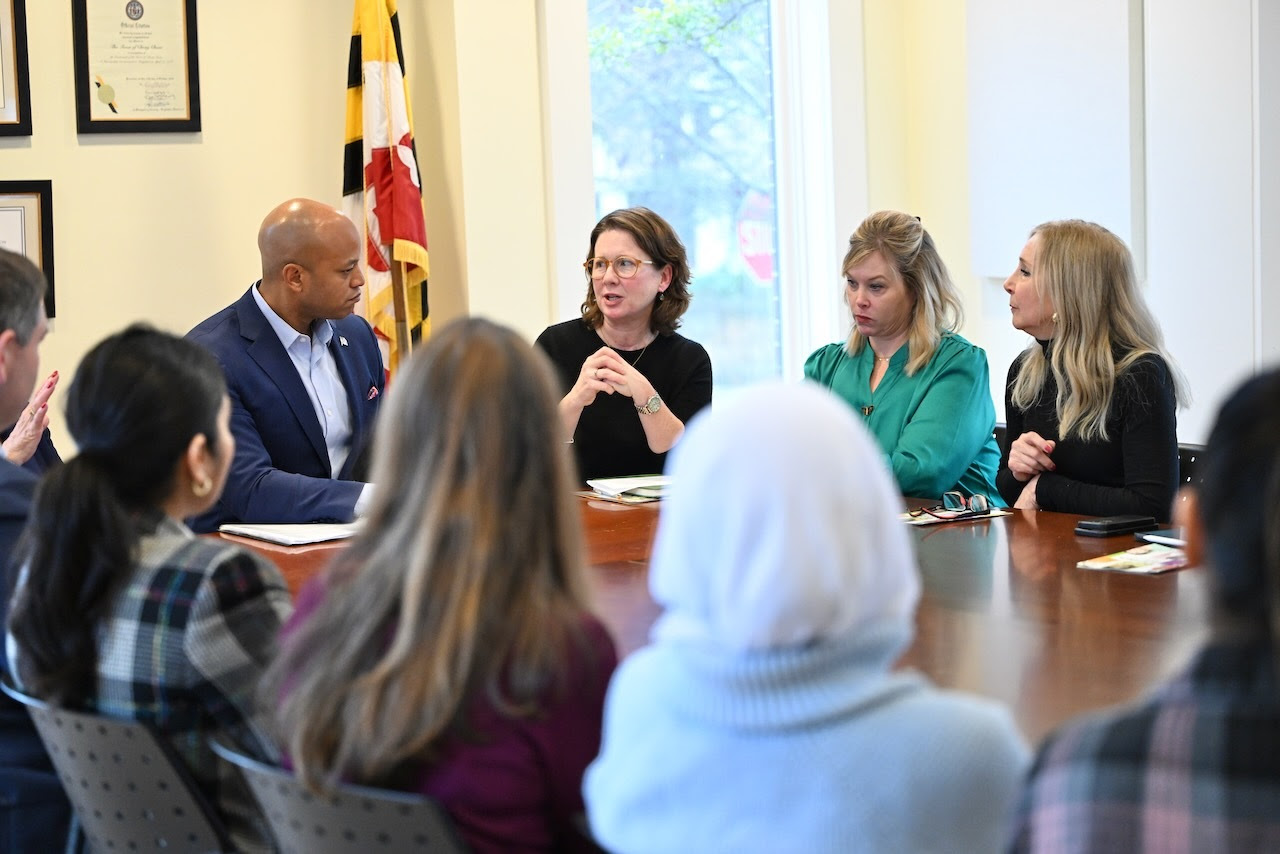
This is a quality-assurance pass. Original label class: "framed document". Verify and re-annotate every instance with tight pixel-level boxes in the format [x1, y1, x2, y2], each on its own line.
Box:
[72, 0, 201, 134]
[0, 181, 55, 318]
[0, 0, 33, 136]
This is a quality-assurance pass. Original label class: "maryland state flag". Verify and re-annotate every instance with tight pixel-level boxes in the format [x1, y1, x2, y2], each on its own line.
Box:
[342, 0, 429, 375]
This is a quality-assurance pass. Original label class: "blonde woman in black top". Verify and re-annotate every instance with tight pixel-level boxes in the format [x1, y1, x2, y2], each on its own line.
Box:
[997, 220, 1187, 520]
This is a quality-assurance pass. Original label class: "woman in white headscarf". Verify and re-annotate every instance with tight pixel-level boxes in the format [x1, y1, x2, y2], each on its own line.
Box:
[584, 382, 1029, 854]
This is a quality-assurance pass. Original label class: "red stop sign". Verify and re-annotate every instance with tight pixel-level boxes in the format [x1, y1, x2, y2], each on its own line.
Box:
[737, 190, 776, 282]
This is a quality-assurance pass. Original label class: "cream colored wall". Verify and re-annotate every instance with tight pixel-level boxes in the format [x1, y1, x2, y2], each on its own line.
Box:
[397, 2, 469, 331]
[402, 1, 555, 343]
[11, 0, 1259, 453]
[2, 1, 560, 453]
[3, 1, 356, 450]
[862, 0, 978, 340]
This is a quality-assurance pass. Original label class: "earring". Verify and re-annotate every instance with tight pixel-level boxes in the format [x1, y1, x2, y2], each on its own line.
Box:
[192, 477, 213, 498]
[656, 291, 665, 303]
[1051, 312, 1059, 324]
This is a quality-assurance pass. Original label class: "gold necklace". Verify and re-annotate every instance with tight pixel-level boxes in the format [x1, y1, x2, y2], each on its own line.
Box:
[628, 341, 650, 367]
[601, 328, 654, 366]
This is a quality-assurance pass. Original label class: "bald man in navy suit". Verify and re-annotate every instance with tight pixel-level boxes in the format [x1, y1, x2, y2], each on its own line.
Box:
[187, 199, 385, 532]
[0, 249, 69, 851]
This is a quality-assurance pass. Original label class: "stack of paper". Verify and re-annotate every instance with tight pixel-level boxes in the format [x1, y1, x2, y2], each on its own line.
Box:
[584, 475, 670, 504]
[1077, 543, 1187, 574]
[218, 522, 361, 546]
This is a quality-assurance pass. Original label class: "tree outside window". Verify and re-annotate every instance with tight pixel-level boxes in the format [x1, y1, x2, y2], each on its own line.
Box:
[589, 0, 781, 388]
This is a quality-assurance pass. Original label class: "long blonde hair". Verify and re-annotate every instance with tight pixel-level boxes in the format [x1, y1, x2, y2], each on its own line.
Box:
[1010, 220, 1188, 441]
[843, 210, 963, 376]
[261, 318, 592, 791]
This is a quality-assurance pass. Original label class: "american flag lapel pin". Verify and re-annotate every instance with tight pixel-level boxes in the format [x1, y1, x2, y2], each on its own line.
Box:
[340, 336, 349, 347]
[367, 386, 379, 400]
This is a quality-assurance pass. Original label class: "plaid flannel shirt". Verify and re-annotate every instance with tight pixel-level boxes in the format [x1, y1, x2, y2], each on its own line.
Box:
[1011, 641, 1280, 853]
[11, 515, 292, 853]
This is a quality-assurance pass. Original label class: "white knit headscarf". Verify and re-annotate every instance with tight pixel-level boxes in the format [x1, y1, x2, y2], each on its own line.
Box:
[650, 382, 920, 651]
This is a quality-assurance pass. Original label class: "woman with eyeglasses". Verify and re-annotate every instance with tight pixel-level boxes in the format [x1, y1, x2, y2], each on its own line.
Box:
[804, 211, 1001, 504]
[535, 207, 712, 481]
[997, 220, 1187, 520]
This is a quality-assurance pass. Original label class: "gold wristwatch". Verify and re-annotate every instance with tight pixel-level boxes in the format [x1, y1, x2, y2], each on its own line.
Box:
[636, 394, 663, 415]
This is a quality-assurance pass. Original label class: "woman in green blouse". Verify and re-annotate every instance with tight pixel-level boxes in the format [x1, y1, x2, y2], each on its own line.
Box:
[804, 211, 1000, 503]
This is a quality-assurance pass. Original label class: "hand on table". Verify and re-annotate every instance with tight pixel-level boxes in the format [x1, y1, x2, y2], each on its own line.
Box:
[1014, 475, 1041, 511]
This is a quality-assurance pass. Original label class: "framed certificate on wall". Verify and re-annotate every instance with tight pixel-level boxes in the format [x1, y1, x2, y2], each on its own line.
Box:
[72, 0, 201, 133]
[0, 0, 33, 136]
[0, 180, 55, 318]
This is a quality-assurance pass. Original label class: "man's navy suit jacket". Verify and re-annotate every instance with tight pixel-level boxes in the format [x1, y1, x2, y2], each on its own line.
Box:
[0, 458, 71, 850]
[186, 286, 385, 532]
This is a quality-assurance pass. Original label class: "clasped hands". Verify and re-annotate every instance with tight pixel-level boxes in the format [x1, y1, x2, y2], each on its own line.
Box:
[1007, 430, 1057, 511]
[570, 346, 653, 408]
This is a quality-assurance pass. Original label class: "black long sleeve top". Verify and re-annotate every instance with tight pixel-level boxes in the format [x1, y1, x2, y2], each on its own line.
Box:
[996, 342, 1178, 521]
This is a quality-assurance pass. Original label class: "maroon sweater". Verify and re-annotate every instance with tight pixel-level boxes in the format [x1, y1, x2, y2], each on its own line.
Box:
[281, 576, 617, 853]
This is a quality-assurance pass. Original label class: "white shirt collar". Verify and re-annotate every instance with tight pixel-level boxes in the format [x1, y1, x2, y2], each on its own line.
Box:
[251, 282, 333, 351]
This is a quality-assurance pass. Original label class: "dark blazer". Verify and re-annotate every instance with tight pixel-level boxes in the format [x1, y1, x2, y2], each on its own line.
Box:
[186, 286, 385, 532]
[0, 458, 71, 851]
[0, 429, 61, 477]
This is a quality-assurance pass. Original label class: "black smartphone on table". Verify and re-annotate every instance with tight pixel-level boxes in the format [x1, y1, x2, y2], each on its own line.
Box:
[1073, 515, 1158, 538]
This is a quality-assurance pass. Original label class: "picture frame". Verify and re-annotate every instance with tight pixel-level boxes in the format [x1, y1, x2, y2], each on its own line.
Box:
[72, 0, 201, 134]
[0, 0, 33, 136]
[0, 180, 55, 318]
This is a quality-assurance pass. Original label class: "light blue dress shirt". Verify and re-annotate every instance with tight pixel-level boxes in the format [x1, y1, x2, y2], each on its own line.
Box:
[251, 285, 353, 478]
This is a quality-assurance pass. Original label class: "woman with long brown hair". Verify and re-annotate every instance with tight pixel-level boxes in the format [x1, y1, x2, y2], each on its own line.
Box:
[262, 317, 617, 853]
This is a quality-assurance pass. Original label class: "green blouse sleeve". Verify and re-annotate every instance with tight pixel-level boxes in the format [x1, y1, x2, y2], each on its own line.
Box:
[889, 342, 996, 499]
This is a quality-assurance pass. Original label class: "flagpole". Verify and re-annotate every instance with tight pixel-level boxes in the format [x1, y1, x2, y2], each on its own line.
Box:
[391, 260, 411, 369]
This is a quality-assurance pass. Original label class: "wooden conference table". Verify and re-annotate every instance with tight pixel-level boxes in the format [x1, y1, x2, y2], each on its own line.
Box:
[221, 498, 1209, 743]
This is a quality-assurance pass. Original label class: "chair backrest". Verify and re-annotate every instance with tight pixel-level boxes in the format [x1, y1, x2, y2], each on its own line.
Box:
[1179, 443, 1205, 487]
[211, 739, 467, 853]
[0, 680, 233, 853]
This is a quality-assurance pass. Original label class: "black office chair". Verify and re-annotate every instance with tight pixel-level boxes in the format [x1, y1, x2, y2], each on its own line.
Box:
[211, 738, 467, 853]
[0, 679, 233, 853]
[1178, 443, 1204, 487]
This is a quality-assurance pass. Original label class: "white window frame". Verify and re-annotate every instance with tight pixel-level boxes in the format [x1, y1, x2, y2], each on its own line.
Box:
[538, 0, 868, 382]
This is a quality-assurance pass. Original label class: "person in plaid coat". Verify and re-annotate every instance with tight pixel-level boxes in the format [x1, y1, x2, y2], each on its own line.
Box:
[1011, 367, 1280, 853]
[6, 325, 292, 853]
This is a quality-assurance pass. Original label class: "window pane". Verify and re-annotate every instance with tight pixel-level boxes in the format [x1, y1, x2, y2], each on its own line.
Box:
[588, 0, 781, 388]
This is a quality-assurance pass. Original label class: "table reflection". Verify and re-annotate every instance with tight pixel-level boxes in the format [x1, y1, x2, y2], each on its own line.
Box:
[224, 499, 1210, 741]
